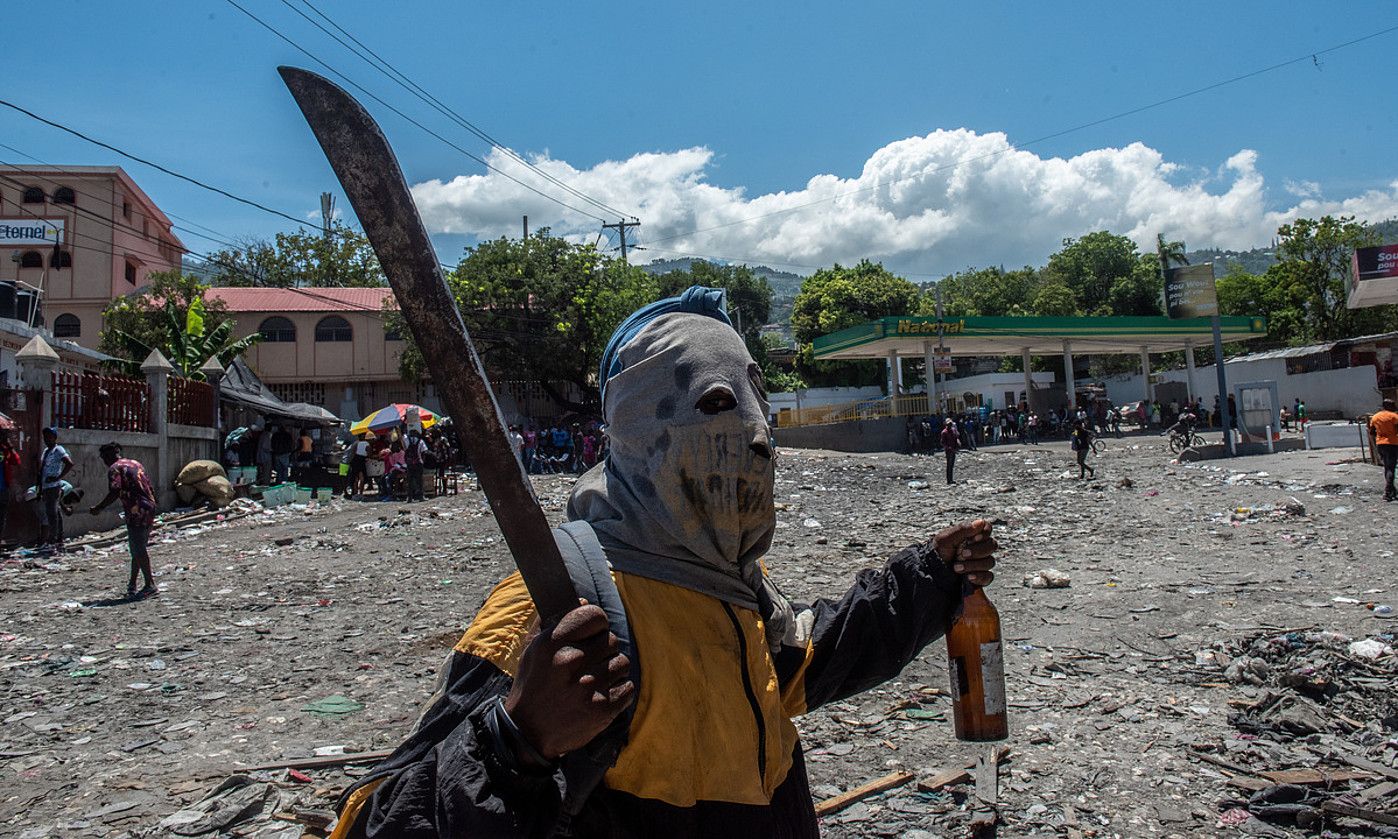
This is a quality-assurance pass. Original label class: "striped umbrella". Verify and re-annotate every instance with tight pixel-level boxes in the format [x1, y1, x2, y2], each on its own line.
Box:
[350, 403, 437, 436]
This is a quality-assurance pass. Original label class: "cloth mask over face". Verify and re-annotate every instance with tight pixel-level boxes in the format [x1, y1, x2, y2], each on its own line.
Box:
[568, 313, 779, 616]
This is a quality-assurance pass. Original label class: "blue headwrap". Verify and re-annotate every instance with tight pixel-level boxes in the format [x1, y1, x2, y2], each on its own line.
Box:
[598, 286, 734, 406]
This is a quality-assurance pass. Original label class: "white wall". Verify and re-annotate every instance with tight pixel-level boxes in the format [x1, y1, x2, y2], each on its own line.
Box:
[1103, 359, 1381, 417]
[768, 385, 884, 414]
[936, 371, 1056, 410]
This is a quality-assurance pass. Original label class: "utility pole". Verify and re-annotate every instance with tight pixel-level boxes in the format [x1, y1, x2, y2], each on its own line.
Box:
[602, 218, 640, 264]
[320, 192, 337, 287]
[522, 215, 529, 240]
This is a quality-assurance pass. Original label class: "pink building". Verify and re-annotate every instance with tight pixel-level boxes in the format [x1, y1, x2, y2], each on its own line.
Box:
[0, 166, 183, 349]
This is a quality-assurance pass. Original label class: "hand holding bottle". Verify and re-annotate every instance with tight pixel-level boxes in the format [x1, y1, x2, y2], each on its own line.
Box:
[933, 519, 997, 586]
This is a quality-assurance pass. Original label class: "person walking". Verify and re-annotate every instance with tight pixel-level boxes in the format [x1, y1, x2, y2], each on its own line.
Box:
[940, 417, 960, 485]
[403, 428, 428, 502]
[1070, 420, 1096, 480]
[0, 430, 20, 552]
[89, 443, 159, 599]
[1369, 398, 1398, 502]
[38, 427, 74, 551]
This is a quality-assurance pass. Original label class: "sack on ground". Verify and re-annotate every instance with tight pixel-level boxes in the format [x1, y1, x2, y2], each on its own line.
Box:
[177, 460, 226, 487]
[193, 475, 235, 507]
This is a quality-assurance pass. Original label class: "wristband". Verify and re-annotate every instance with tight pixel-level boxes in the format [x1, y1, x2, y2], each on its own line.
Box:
[478, 697, 555, 776]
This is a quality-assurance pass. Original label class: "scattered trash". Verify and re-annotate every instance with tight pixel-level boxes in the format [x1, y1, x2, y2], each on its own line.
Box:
[300, 695, 364, 717]
[1021, 569, 1071, 589]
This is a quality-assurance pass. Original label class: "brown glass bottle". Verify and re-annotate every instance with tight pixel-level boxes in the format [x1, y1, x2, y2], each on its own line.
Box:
[945, 585, 1008, 741]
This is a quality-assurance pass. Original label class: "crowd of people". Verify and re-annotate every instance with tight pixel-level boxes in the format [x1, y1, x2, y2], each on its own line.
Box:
[344, 426, 457, 502]
[903, 390, 1292, 456]
[506, 421, 607, 474]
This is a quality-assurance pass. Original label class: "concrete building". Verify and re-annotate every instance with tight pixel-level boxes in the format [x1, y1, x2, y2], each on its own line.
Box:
[1101, 331, 1398, 419]
[204, 287, 425, 421]
[0, 166, 182, 349]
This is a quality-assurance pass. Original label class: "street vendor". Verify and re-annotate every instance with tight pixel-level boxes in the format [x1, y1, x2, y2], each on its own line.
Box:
[329, 287, 997, 839]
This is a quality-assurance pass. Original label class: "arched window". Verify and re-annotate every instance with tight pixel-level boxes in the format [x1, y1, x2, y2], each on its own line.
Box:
[19, 251, 43, 269]
[53, 314, 81, 338]
[259, 316, 297, 343]
[21, 187, 44, 204]
[52, 250, 72, 269]
[52, 187, 75, 205]
[315, 315, 352, 342]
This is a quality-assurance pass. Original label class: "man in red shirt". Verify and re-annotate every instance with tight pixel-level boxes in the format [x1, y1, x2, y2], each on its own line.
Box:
[1369, 398, 1398, 502]
[89, 443, 159, 599]
[940, 417, 961, 485]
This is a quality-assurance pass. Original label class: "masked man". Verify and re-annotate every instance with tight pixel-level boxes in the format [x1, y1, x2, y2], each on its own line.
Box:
[330, 287, 997, 839]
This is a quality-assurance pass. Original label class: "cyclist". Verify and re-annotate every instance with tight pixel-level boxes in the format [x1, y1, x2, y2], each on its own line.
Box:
[1163, 407, 1199, 447]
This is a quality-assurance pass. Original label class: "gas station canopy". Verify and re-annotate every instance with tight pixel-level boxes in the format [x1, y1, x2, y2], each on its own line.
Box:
[813, 314, 1269, 360]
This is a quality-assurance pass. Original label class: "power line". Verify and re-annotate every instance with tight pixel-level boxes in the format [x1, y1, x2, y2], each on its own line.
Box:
[645, 22, 1398, 250]
[0, 98, 318, 230]
[222, 0, 611, 225]
[285, 0, 635, 220]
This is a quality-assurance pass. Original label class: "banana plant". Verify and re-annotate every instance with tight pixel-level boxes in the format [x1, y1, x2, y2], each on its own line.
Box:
[107, 299, 261, 379]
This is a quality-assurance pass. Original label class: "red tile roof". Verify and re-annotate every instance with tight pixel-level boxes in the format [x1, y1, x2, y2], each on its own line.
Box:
[204, 286, 394, 313]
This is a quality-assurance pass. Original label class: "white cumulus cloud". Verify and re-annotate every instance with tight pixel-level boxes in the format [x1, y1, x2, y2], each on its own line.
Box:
[409, 130, 1398, 276]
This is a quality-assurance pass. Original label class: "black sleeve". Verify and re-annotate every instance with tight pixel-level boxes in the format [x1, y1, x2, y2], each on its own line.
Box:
[794, 541, 965, 712]
[344, 656, 564, 839]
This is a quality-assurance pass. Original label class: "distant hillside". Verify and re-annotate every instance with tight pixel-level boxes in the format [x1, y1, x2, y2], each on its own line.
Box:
[640, 258, 807, 330]
[1188, 217, 1398, 276]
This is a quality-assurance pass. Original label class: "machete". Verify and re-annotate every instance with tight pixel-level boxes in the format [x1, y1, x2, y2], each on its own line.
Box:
[278, 66, 578, 626]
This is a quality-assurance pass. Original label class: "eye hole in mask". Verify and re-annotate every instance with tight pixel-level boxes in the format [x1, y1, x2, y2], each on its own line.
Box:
[748, 363, 767, 400]
[696, 385, 737, 415]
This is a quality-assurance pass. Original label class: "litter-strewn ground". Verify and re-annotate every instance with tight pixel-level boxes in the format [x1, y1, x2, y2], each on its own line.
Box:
[2, 436, 1395, 838]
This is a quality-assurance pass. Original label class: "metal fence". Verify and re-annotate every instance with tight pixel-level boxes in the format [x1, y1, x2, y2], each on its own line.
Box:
[168, 376, 215, 427]
[51, 370, 153, 433]
[776, 394, 931, 428]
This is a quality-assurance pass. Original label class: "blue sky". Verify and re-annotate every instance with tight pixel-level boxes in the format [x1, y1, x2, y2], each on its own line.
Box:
[5, 2, 1398, 276]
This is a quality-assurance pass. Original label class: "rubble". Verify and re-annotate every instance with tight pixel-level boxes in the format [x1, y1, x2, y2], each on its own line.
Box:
[1, 442, 1395, 837]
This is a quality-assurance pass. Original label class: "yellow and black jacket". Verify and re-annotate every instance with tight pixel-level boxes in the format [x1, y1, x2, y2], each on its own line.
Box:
[331, 541, 964, 838]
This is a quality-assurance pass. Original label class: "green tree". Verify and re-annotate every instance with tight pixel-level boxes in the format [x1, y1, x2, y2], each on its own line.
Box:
[1027, 280, 1079, 316]
[392, 231, 656, 414]
[1043, 231, 1144, 314]
[653, 260, 773, 358]
[1273, 215, 1388, 341]
[918, 266, 1039, 317]
[790, 260, 921, 387]
[202, 223, 386, 288]
[99, 270, 259, 377]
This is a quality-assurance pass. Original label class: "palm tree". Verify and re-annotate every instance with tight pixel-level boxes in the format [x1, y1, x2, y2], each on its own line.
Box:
[109, 299, 261, 379]
[1156, 233, 1189, 275]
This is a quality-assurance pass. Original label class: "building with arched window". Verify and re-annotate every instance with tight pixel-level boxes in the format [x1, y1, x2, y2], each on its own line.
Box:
[1, 166, 182, 349]
[206, 287, 427, 419]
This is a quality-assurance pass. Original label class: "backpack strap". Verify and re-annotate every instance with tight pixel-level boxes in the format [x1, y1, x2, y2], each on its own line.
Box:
[549, 520, 639, 837]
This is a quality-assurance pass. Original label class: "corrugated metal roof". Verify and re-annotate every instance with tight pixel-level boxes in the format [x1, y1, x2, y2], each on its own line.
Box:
[1231, 342, 1337, 362]
[204, 287, 393, 313]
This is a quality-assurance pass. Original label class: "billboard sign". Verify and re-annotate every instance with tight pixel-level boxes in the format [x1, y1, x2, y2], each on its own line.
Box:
[1163, 263, 1218, 319]
[1349, 244, 1398, 308]
[0, 219, 63, 247]
[932, 357, 954, 372]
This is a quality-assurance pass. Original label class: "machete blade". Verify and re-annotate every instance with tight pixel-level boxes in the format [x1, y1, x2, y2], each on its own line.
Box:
[277, 66, 578, 625]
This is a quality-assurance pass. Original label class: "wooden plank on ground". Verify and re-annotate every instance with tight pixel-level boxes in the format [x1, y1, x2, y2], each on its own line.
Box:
[814, 770, 914, 816]
[1258, 768, 1375, 785]
[1321, 801, 1398, 828]
[1358, 781, 1398, 803]
[239, 749, 394, 772]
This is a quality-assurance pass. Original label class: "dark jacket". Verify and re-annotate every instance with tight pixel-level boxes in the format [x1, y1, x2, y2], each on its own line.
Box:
[330, 544, 964, 839]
